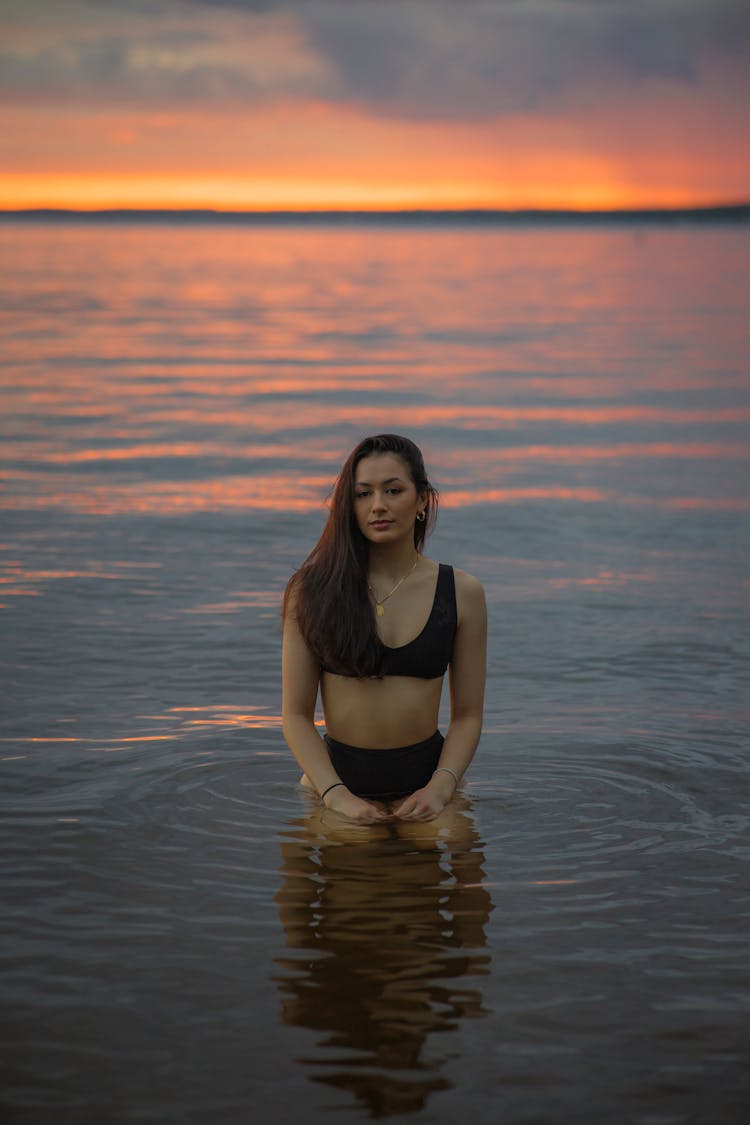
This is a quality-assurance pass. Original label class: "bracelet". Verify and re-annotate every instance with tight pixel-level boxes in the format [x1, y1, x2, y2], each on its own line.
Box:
[433, 766, 459, 788]
[321, 782, 344, 801]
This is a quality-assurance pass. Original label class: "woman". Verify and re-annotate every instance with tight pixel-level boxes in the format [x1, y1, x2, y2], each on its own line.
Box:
[282, 433, 486, 823]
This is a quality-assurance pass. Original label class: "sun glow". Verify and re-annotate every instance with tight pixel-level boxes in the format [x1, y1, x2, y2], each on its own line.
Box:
[0, 170, 720, 213]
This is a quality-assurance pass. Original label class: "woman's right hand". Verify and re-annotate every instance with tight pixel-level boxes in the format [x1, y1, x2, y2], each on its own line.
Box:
[323, 786, 390, 823]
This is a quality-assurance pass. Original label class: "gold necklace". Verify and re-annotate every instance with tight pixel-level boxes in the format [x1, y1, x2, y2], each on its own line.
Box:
[368, 555, 419, 617]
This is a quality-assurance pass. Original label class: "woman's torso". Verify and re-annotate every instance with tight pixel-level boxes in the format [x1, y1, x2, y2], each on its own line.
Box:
[321, 560, 455, 749]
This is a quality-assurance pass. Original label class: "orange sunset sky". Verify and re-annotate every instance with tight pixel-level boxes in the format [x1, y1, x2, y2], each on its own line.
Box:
[1, 0, 749, 211]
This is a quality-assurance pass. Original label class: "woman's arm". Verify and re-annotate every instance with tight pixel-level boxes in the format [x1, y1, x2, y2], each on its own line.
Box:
[282, 590, 389, 823]
[394, 569, 487, 821]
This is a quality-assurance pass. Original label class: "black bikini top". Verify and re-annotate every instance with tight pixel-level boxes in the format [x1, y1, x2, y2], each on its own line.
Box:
[382, 563, 456, 678]
[322, 563, 457, 680]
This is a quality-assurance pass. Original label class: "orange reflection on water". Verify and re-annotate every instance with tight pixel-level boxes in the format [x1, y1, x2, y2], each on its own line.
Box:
[0, 473, 333, 514]
[662, 496, 750, 511]
[182, 717, 281, 729]
[2, 224, 748, 519]
[0, 440, 344, 467]
[0, 568, 129, 581]
[184, 591, 283, 613]
[0, 735, 177, 744]
[439, 442, 750, 467]
[2, 470, 747, 515]
[442, 486, 610, 506]
[532, 880, 579, 886]
[167, 705, 283, 731]
[548, 569, 653, 589]
[0, 559, 165, 605]
[105, 402, 750, 432]
[5, 437, 746, 472]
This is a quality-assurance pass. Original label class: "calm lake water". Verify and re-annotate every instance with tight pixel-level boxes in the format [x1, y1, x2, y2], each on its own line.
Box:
[1, 220, 749, 1124]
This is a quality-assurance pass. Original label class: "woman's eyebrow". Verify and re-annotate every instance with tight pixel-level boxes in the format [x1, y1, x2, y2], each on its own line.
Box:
[354, 476, 406, 487]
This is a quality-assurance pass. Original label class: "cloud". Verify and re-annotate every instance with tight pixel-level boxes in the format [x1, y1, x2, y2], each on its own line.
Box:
[0, 0, 748, 120]
[291, 0, 750, 119]
[0, 3, 327, 105]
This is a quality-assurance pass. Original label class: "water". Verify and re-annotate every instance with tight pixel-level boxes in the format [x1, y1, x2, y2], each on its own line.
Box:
[1, 220, 749, 1124]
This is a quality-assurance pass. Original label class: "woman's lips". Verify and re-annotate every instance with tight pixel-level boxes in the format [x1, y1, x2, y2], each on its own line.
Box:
[370, 520, 393, 529]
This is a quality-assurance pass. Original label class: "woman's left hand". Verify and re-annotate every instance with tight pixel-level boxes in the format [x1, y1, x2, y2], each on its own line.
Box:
[393, 773, 455, 821]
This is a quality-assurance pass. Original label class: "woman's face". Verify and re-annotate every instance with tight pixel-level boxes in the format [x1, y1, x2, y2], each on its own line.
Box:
[352, 453, 424, 546]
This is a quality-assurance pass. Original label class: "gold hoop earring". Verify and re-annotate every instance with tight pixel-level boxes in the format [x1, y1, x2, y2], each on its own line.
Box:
[416, 510, 426, 522]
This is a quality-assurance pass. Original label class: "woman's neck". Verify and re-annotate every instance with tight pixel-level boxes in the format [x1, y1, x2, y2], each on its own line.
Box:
[367, 541, 420, 582]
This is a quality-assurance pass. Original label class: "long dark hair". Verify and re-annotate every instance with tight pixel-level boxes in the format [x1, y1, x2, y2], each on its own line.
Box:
[283, 434, 439, 677]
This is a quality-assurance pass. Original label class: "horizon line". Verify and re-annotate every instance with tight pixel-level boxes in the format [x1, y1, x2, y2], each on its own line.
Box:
[1, 203, 748, 225]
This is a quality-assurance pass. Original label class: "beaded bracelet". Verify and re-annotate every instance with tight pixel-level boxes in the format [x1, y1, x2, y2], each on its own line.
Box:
[433, 766, 459, 788]
[321, 782, 344, 801]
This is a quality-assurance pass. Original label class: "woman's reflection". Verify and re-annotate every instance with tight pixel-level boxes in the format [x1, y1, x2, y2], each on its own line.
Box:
[274, 796, 494, 1117]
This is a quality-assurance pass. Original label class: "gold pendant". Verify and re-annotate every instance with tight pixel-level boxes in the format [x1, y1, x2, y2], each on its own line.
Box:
[376, 603, 385, 617]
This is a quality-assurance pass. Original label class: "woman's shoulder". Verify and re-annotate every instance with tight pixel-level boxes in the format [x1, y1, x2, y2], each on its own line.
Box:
[282, 568, 304, 620]
[446, 565, 486, 618]
[428, 559, 484, 595]
[444, 564, 484, 594]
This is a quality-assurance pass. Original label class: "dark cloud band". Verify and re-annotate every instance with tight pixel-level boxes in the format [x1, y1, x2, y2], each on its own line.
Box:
[1, 0, 748, 119]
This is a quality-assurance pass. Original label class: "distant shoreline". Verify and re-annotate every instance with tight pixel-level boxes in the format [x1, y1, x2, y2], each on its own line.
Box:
[1, 204, 748, 226]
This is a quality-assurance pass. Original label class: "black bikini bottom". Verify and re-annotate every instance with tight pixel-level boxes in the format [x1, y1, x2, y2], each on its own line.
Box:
[324, 730, 444, 801]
